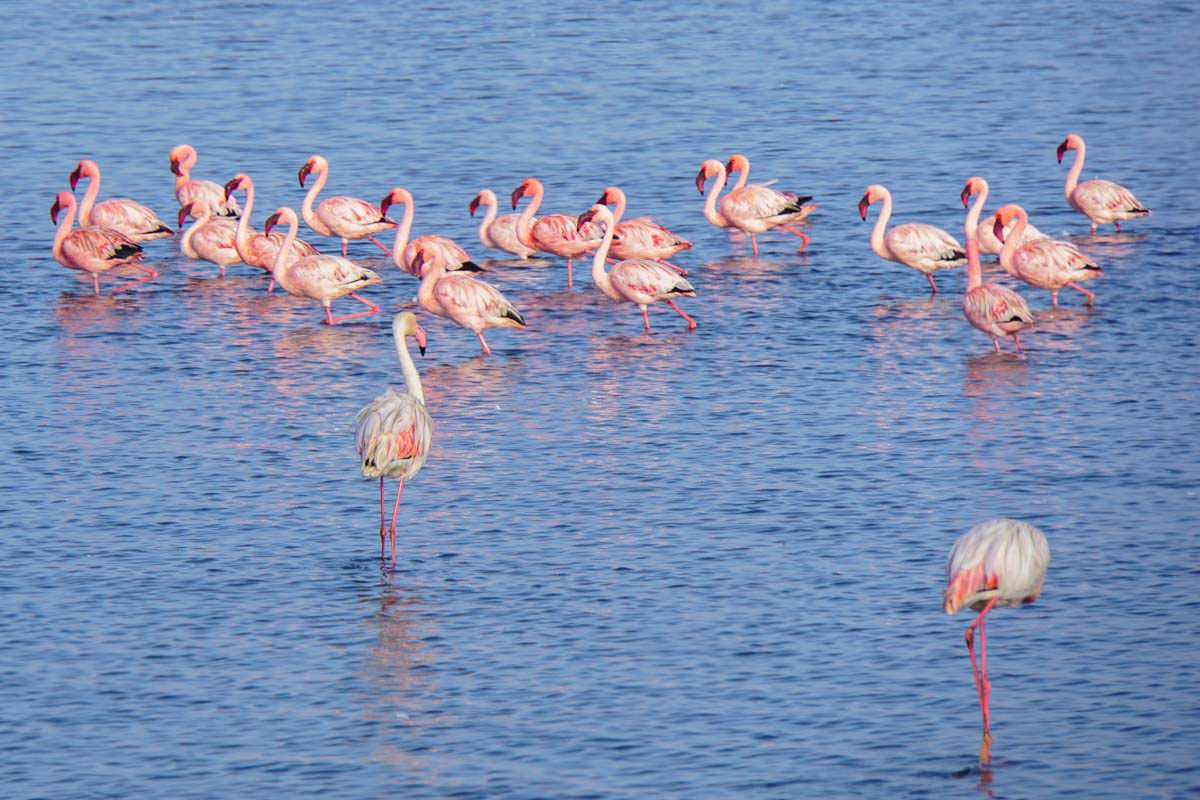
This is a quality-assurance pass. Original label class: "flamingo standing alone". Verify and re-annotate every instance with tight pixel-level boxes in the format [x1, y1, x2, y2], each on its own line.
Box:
[1057, 133, 1150, 234]
[695, 158, 814, 256]
[577, 204, 697, 332]
[857, 184, 966, 293]
[511, 177, 603, 290]
[356, 312, 432, 560]
[961, 178, 1035, 353]
[179, 201, 242, 277]
[50, 191, 156, 295]
[944, 518, 1050, 765]
[596, 186, 691, 275]
[263, 207, 383, 325]
[380, 187, 472, 275]
[298, 155, 395, 257]
[224, 174, 319, 292]
[170, 144, 240, 219]
[412, 242, 526, 356]
[70, 160, 173, 241]
[470, 188, 538, 259]
[993, 204, 1102, 307]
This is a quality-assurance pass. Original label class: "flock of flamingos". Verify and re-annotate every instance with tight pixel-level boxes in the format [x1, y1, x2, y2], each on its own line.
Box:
[49, 134, 1149, 766]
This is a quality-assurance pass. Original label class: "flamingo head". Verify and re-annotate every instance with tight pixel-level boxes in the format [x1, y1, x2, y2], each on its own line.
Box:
[379, 187, 410, 218]
[992, 204, 1022, 244]
[297, 157, 318, 187]
[224, 174, 249, 201]
[394, 312, 427, 356]
[178, 202, 197, 227]
[577, 203, 612, 231]
[1057, 133, 1083, 163]
[725, 153, 749, 176]
[511, 177, 539, 209]
[961, 176, 986, 208]
[694, 160, 724, 194]
[169, 144, 196, 176]
[50, 191, 73, 223]
[263, 208, 289, 236]
[69, 160, 98, 190]
[857, 185, 883, 220]
[469, 193, 481, 216]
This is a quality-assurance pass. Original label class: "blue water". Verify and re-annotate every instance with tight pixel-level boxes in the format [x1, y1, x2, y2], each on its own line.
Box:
[2, 1, 1198, 797]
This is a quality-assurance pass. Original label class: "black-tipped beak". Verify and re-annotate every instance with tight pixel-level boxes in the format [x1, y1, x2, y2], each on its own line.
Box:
[857, 195, 870, 221]
[418, 344, 426, 356]
[960, 186, 971, 208]
[1056, 141, 1068, 163]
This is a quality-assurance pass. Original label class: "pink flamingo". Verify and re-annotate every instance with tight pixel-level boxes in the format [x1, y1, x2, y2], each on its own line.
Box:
[169, 144, 240, 219]
[1057, 133, 1150, 234]
[695, 159, 814, 256]
[964, 176, 1047, 256]
[412, 242, 526, 356]
[179, 201, 242, 277]
[961, 177, 1035, 353]
[510, 177, 603, 289]
[50, 191, 156, 295]
[470, 188, 538, 259]
[944, 518, 1050, 765]
[298, 155, 395, 256]
[69, 160, 172, 241]
[857, 184, 966, 293]
[356, 311, 433, 560]
[994, 204, 1102, 307]
[224, 174, 319, 292]
[596, 186, 691, 275]
[264, 207, 383, 325]
[577, 204, 698, 332]
[380, 187, 472, 275]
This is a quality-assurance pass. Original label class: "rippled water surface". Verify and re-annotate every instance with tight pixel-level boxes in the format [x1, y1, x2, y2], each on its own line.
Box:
[3, 1, 1199, 797]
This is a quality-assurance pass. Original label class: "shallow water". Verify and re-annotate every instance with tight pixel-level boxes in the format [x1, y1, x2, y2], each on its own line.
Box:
[2, 1, 1198, 797]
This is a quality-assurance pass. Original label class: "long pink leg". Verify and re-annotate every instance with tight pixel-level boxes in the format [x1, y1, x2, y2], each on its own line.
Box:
[964, 597, 999, 764]
[640, 306, 652, 332]
[389, 478, 406, 561]
[477, 331, 492, 356]
[665, 299, 697, 330]
[366, 235, 393, 256]
[341, 238, 349, 257]
[566, 258, 574, 290]
[1050, 290, 1060, 308]
[92, 273, 102, 295]
[781, 224, 811, 253]
[1012, 333, 1025, 353]
[379, 477, 387, 557]
[992, 338, 1001, 354]
[325, 293, 380, 325]
[110, 264, 159, 294]
[1067, 281, 1095, 305]
[266, 277, 276, 294]
[750, 234, 759, 257]
[926, 273, 939, 294]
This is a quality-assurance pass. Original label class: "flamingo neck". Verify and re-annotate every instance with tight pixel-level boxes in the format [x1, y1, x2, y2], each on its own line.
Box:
[702, 166, 729, 227]
[395, 328, 425, 406]
[390, 196, 415, 270]
[269, 211, 298, 289]
[476, 194, 498, 248]
[868, 190, 893, 259]
[590, 213, 620, 301]
[1063, 141, 1085, 201]
[233, 182, 256, 262]
[52, 198, 75, 262]
[516, 183, 543, 248]
[180, 207, 211, 259]
[416, 259, 443, 313]
[609, 190, 627, 223]
[301, 161, 331, 235]
[78, 171, 100, 226]
[173, 152, 195, 192]
[964, 186, 987, 292]
[731, 161, 749, 191]
[997, 207, 1027, 274]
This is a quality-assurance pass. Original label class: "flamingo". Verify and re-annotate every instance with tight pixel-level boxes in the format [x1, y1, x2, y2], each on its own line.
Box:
[695, 159, 814, 256]
[963, 176, 1047, 256]
[857, 184, 966, 293]
[511, 177, 603, 290]
[169, 144, 240, 219]
[356, 312, 432, 560]
[944, 518, 1050, 765]
[596, 186, 691, 275]
[69, 159, 173, 241]
[961, 177, 1035, 353]
[50, 191, 156, 295]
[993, 204, 1102, 307]
[577, 204, 697, 332]
[380, 187, 472, 275]
[178, 201, 242, 277]
[224, 174, 319, 292]
[263, 207, 383, 325]
[1057, 133, 1150, 234]
[411, 242, 526, 356]
[469, 188, 537, 259]
[298, 155, 395, 257]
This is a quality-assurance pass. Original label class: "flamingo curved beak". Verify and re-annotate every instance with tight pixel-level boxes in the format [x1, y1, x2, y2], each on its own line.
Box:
[468, 195, 481, 216]
[297, 162, 313, 187]
[169, 157, 183, 177]
[1056, 140, 1068, 163]
[264, 212, 281, 235]
[69, 165, 82, 190]
[993, 214, 1007, 244]
[177, 204, 194, 227]
[50, 197, 63, 223]
[577, 209, 596, 228]
[857, 194, 871, 221]
[380, 193, 395, 217]
[414, 324, 427, 356]
[223, 177, 241, 201]
[960, 185, 973, 208]
[510, 184, 526, 210]
[694, 168, 709, 195]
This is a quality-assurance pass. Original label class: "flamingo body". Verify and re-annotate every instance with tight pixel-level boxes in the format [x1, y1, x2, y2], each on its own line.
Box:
[413, 245, 526, 356]
[696, 159, 814, 256]
[179, 202, 242, 277]
[170, 144, 240, 218]
[299, 155, 395, 256]
[858, 184, 965, 292]
[380, 187, 472, 275]
[1058, 133, 1150, 233]
[225, 174, 318, 290]
[70, 160, 172, 241]
[994, 204, 1102, 307]
[598, 186, 692, 263]
[511, 178, 600, 288]
[50, 191, 155, 295]
[471, 189, 538, 259]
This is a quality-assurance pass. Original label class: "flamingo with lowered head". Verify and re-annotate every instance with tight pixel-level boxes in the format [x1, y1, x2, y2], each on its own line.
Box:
[577, 204, 697, 332]
[961, 177, 1035, 353]
[470, 188, 538, 259]
[170, 144, 240, 219]
[511, 177, 603, 290]
[299, 155, 395, 256]
[944, 518, 1050, 765]
[224, 174, 319, 292]
[857, 184, 966, 293]
[412, 241, 526, 356]
[70, 160, 173, 241]
[264, 207, 383, 325]
[381, 187, 472, 275]
[1057, 133, 1150, 234]
[597, 186, 691, 275]
[696, 158, 814, 256]
[356, 311, 433, 561]
[993, 204, 1102, 307]
[179, 201, 242, 277]
[51, 191, 156, 295]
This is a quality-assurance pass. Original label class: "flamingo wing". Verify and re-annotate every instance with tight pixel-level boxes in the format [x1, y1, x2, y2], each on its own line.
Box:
[178, 180, 240, 217]
[1075, 179, 1149, 216]
[944, 519, 1050, 614]
[722, 185, 812, 223]
[886, 223, 966, 270]
[63, 229, 142, 268]
[434, 275, 526, 329]
[317, 196, 391, 235]
[610, 259, 696, 303]
[90, 199, 172, 240]
[287, 255, 382, 298]
[356, 390, 433, 479]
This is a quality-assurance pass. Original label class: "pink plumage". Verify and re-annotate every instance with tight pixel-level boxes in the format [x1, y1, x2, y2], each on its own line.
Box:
[224, 174, 319, 292]
[470, 189, 538, 259]
[70, 160, 173, 241]
[412, 242, 526, 356]
[170, 144, 240, 219]
[858, 183, 966, 293]
[179, 201, 241, 277]
[511, 177, 602, 289]
[960, 177, 1035, 353]
[994, 204, 1102, 307]
[696, 157, 815, 256]
[1058, 133, 1150, 234]
[50, 191, 156, 295]
[379, 187, 472, 276]
[299, 155, 395, 257]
